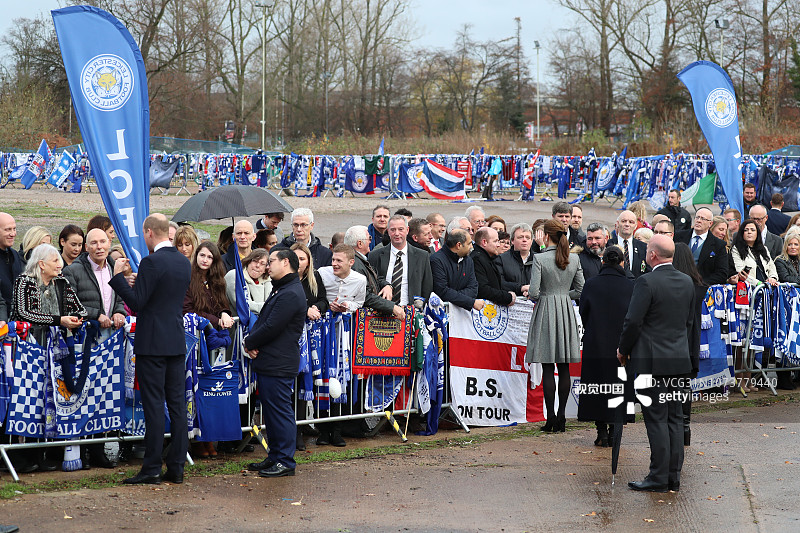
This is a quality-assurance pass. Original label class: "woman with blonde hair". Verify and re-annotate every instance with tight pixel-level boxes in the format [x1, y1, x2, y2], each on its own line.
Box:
[629, 200, 651, 231]
[526, 219, 584, 432]
[20, 226, 52, 262]
[290, 243, 328, 320]
[710, 216, 730, 248]
[174, 225, 199, 260]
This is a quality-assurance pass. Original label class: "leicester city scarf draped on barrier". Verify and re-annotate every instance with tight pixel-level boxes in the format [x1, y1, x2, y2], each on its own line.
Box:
[353, 307, 414, 376]
[53, 6, 150, 270]
[7, 327, 126, 438]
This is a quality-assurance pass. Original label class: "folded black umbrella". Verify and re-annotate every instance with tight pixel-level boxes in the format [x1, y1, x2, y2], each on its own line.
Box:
[171, 184, 293, 223]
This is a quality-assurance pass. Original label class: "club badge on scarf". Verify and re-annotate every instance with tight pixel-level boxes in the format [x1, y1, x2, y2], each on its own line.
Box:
[353, 307, 414, 376]
[50, 328, 126, 438]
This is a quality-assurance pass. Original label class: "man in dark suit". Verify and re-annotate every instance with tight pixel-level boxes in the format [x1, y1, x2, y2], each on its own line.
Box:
[611, 210, 650, 278]
[742, 182, 758, 219]
[766, 193, 792, 235]
[749, 204, 783, 260]
[345, 225, 404, 318]
[617, 235, 695, 493]
[471, 227, 515, 306]
[674, 207, 729, 285]
[426, 213, 446, 252]
[244, 248, 307, 477]
[110, 214, 191, 485]
[368, 215, 433, 305]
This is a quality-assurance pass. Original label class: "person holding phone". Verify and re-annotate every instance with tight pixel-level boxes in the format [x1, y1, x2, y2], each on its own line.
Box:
[729, 219, 779, 287]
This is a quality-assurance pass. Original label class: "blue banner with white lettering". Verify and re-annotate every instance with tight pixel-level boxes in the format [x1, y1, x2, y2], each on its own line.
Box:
[47, 150, 77, 187]
[20, 139, 51, 189]
[677, 61, 744, 219]
[52, 6, 149, 270]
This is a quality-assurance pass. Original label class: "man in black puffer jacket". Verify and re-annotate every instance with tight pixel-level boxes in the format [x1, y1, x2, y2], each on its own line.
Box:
[495, 222, 533, 296]
[245, 248, 307, 478]
[471, 227, 515, 307]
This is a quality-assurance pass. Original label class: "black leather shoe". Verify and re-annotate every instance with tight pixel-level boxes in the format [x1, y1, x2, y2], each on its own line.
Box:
[89, 452, 117, 469]
[259, 462, 295, 477]
[242, 444, 255, 453]
[296, 430, 306, 451]
[0, 525, 20, 533]
[123, 472, 162, 485]
[628, 480, 669, 493]
[15, 461, 39, 474]
[248, 458, 275, 472]
[37, 459, 59, 472]
[540, 418, 555, 432]
[330, 431, 346, 447]
[668, 481, 680, 492]
[316, 432, 330, 446]
[162, 470, 184, 484]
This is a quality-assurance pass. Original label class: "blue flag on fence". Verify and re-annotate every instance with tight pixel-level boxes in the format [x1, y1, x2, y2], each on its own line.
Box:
[47, 150, 77, 187]
[233, 245, 253, 331]
[677, 61, 744, 218]
[21, 139, 51, 189]
[53, 6, 150, 271]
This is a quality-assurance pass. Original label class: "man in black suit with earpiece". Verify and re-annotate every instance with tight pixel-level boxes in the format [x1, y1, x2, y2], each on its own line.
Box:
[110, 213, 191, 485]
[617, 235, 695, 493]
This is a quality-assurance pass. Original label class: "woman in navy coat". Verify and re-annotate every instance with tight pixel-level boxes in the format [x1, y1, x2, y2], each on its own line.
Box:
[578, 246, 634, 446]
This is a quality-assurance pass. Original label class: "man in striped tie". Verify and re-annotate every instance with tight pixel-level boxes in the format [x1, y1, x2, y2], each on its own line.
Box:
[368, 215, 433, 307]
[674, 207, 729, 285]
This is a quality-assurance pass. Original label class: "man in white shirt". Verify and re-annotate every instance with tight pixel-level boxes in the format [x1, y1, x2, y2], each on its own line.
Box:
[613, 210, 649, 278]
[318, 244, 366, 312]
[426, 213, 446, 252]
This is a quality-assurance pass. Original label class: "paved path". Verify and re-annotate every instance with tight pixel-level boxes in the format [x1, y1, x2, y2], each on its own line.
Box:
[2, 399, 798, 532]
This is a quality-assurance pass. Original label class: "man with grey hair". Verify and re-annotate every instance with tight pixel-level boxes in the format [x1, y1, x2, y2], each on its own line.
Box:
[345, 225, 403, 319]
[276, 207, 332, 267]
[368, 215, 433, 305]
[748, 204, 783, 260]
[447, 216, 472, 236]
[465, 205, 486, 234]
[168, 221, 180, 244]
[579, 222, 609, 281]
[496, 223, 533, 296]
[674, 207, 729, 285]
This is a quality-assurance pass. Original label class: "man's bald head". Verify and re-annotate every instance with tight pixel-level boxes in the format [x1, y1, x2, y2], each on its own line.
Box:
[234, 219, 254, 233]
[646, 234, 674, 267]
[749, 204, 767, 231]
[0, 212, 17, 250]
[86, 228, 108, 242]
[616, 210, 638, 239]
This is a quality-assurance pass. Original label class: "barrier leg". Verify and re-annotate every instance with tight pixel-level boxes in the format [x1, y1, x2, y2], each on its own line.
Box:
[0, 445, 20, 483]
[186, 451, 194, 466]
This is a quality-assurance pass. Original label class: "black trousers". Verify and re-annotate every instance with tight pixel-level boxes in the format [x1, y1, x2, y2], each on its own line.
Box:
[256, 374, 296, 469]
[640, 377, 685, 486]
[136, 354, 188, 476]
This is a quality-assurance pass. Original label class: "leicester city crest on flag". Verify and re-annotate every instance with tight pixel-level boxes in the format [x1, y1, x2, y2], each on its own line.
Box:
[352, 170, 370, 192]
[470, 303, 509, 341]
[705, 88, 737, 128]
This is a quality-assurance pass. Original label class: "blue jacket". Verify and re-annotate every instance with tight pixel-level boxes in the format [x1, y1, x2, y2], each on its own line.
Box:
[109, 246, 191, 356]
[244, 272, 306, 377]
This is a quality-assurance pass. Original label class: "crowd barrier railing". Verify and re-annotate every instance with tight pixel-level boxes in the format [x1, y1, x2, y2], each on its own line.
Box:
[1, 307, 467, 482]
[738, 282, 800, 396]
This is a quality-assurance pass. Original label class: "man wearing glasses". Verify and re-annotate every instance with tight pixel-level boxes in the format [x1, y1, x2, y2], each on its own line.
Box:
[674, 207, 729, 285]
[749, 204, 783, 260]
[276, 207, 332, 267]
[652, 220, 675, 239]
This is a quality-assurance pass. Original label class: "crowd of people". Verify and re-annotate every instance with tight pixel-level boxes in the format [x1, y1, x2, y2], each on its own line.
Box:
[0, 184, 798, 491]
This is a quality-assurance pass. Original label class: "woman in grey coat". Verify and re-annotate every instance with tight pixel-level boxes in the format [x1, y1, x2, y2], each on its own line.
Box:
[526, 219, 584, 432]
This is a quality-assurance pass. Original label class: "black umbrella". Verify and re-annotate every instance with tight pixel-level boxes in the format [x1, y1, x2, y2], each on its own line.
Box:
[171, 185, 294, 223]
[611, 364, 636, 485]
[611, 422, 624, 485]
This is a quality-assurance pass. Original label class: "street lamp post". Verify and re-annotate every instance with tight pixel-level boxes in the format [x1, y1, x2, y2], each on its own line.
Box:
[715, 19, 730, 67]
[534, 40, 541, 141]
[255, 2, 274, 150]
[323, 71, 332, 135]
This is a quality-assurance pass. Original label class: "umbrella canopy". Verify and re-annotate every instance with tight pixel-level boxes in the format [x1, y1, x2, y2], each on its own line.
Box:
[171, 185, 294, 223]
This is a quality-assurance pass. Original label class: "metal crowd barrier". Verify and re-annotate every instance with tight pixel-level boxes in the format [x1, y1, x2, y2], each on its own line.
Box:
[738, 282, 800, 397]
[1, 309, 467, 482]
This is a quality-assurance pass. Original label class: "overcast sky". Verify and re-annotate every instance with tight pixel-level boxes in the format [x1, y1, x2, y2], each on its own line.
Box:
[1, 0, 570, 77]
